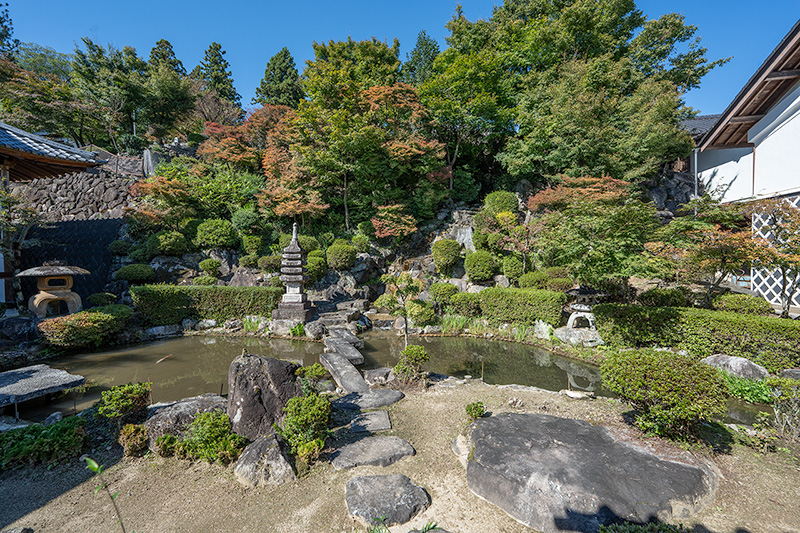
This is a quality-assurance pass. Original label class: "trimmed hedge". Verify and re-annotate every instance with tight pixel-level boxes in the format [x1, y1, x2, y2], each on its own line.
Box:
[429, 282, 459, 306]
[448, 292, 481, 317]
[464, 251, 496, 283]
[638, 287, 692, 308]
[713, 293, 773, 316]
[327, 244, 357, 271]
[38, 305, 132, 348]
[593, 304, 800, 373]
[518, 270, 548, 289]
[478, 287, 566, 327]
[432, 239, 461, 275]
[115, 263, 156, 283]
[194, 219, 238, 249]
[131, 285, 284, 326]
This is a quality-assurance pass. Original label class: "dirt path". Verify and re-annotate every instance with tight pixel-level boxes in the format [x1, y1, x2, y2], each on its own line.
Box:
[2, 381, 799, 533]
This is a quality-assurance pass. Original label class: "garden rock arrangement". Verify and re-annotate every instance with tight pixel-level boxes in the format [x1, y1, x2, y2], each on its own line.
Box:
[144, 393, 227, 452]
[233, 434, 296, 488]
[701, 354, 769, 380]
[466, 413, 714, 532]
[345, 474, 430, 527]
[330, 435, 415, 470]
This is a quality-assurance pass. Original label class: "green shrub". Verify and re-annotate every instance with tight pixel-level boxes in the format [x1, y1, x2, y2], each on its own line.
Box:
[193, 275, 218, 286]
[131, 285, 284, 326]
[115, 263, 156, 283]
[87, 292, 116, 307]
[430, 282, 459, 307]
[639, 287, 693, 308]
[765, 377, 800, 440]
[502, 256, 523, 282]
[713, 293, 772, 315]
[464, 251, 497, 283]
[307, 256, 328, 284]
[407, 300, 436, 327]
[258, 254, 282, 272]
[478, 287, 567, 326]
[543, 266, 570, 279]
[331, 238, 350, 247]
[486, 232, 504, 252]
[544, 277, 573, 292]
[108, 239, 132, 255]
[357, 220, 374, 237]
[290, 322, 305, 336]
[600, 523, 690, 533]
[720, 372, 773, 404]
[276, 393, 331, 460]
[174, 411, 246, 465]
[601, 349, 727, 438]
[194, 219, 238, 249]
[518, 271, 548, 289]
[432, 239, 461, 276]
[0, 416, 86, 470]
[483, 190, 518, 215]
[327, 244, 357, 271]
[241, 234, 265, 255]
[199, 258, 221, 277]
[155, 434, 178, 457]
[146, 230, 189, 257]
[239, 254, 259, 268]
[128, 245, 151, 263]
[88, 304, 134, 320]
[317, 231, 335, 249]
[269, 276, 284, 288]
[307, 249, 326, 260]
[466, 401, 486, 420]
[231, 207, 262, 235]
[180, 218, 203, 242]
[118, 424, 149, 456]
[448, 292, 481, 317]
[296, 363, 328, 395]
[38, 306, 131, 348]
[393, 344, 431, 382]
[351, 234, 370, 254]
[472, 230, 489, 251]
[593, 304, 800, 373]
[278, 233, 320, 252]
[98, 382, 152, 421]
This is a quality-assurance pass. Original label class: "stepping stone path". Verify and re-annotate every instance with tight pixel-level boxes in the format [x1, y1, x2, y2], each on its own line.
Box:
[351, 410, 392, 433]
[331, 435, 415, 470]
[0, 365, 85, 408]
[320, 351, 370, 393]
[332, 389, 405, 411]
[345, 474, 430, 527]
[327, 325, 364, 348]
[323, 337, 364, 365]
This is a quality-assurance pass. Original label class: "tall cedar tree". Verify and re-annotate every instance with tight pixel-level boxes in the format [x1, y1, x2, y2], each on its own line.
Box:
[195, 42, 241, 107]
[252, 47, 303, 108]
[400, 30, 439, 85]
[148, 39, 186, 75]
[0, 2, 18, 59]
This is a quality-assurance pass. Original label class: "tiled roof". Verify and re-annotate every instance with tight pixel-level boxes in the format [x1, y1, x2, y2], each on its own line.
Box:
[0, 121, 102, 164]
[680, 114, 722, 137]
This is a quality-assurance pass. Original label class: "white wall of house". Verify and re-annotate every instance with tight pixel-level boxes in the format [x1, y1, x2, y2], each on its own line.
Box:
[694, 146, 753, 202]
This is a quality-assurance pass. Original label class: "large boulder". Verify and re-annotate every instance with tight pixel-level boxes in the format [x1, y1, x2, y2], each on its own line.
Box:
[553, 326, 604, 347]
[0, 317, 38, 343]
[345, 474, 430, 526]
[781, 368, 800, 380]
[467, 413, 714, 533]
[234, 434, 296, 488]
[144, 394, 227, 452]
[227, 354, 302, 440]
[700, 354, 768, 381]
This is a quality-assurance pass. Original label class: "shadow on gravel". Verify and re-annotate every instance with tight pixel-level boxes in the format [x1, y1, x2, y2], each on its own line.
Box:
[553, 505, 753, 533]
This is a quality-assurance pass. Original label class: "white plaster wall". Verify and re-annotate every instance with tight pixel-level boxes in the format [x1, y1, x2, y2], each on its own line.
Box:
[694, 147, 753, 202]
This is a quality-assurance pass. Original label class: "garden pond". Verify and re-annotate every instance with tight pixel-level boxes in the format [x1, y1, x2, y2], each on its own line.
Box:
[30, 331, 765, 424]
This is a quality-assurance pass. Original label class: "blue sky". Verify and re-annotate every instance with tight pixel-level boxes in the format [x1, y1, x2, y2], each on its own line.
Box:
[9, 1, 800, 115]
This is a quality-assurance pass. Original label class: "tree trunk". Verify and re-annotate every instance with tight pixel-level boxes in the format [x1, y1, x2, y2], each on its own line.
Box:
[343, 174, 350, 233]
[402, 315, 409, 348]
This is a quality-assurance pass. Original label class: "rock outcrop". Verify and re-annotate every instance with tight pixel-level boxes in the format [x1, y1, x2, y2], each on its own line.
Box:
[700, 354, 768, 381]
[234, 434, 296, 488]
[345, 474, 430, 526]
[145, 394, 227, 452]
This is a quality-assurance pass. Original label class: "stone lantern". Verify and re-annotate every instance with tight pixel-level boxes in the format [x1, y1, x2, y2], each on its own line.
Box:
[17, 261, 90, 318]
[271, 223, 314, 323]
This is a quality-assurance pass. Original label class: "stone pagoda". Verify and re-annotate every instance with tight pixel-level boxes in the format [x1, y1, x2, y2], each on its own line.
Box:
[272, 223, 314, 323]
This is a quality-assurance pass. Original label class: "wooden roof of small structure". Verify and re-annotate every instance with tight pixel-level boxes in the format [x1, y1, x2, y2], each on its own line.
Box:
[700, 20, 800, 151]
[0, 121, 104, 181]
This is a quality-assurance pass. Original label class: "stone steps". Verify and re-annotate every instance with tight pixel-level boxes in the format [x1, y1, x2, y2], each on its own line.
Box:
[320, 351, 370, 393]
[327, 326, 364, 348]
[323, 337, 365, 365]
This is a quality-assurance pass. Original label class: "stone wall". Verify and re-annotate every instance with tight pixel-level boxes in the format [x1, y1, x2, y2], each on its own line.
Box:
[13, 170, 138, 221]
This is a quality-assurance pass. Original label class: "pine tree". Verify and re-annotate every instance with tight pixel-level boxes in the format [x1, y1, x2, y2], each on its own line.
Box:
[0, 2, 19, 59]
[252, 47, 303, 108]
[401, 30, 439, 85]
[148, 39, 185, 75]
[196, 42, 240, 107]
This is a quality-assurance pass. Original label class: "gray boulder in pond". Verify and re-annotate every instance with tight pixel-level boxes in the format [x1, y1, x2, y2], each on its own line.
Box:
[234, 434, 296, 488]
[227, 354, 301, 440]
[700, 354, 768, 381]
[145, 394, 227, 452]
[467, 413, 714, 533]
[345, 474, 430, 526]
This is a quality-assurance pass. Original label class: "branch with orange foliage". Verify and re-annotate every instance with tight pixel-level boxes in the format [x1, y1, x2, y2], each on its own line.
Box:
[527, 175, 632, 212]
[371, 204, 417, 240]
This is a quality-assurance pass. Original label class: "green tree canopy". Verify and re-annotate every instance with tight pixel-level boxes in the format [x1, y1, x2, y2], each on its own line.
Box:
[0, 2, 18, 59]
[148, 39, 186, 75]
[400, 30, 440, 85]
[252, 47, 303, 108]
[195, 42, 240, 107]
[14, 42, 73, 81]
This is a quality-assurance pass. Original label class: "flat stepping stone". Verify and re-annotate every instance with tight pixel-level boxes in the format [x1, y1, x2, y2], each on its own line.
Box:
[351, 410, 391, 433]
[320, 351, 369, 393]
[333, 389, 405, 411]
[323, 337, 364, 365]
[345, 474, 430, 526]
[330, 436, 415, 470]
[468, 413, 714, 532]
[0, 365, 84, 408]
[327, 326, 364, 348]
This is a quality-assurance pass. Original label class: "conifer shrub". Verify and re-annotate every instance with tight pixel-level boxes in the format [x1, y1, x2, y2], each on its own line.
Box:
[275, 393, 331, 462]
[0, 416, 86, 470]
[357, 220, 374, 237]
[430, 282, 459, 307]
[326, 244, 357, 271]
[393, 344, 431, 382]
[258, 254, 282, 272]
[128, 244, 152, 263]
[545, 277, 574, 292]
[448, 292, 481, 317]
[231, 207, 262, 235]
[241, 234, 265, 255]
[601, 349, 726, 438]
[278, 233, 320, 252]
[146, 230, 189, 257]
[306, 256, 328, 284]
[307, 249, 326, 260]
[97, 382, 152, 422]
[502, 255, 523, 282]
[638, 287, 693, 308]
[115, 263, 156, 283]
[713, 293, 772, 315]
[478, 287, 567, 326]
[407, 300, 436, 326]
[108, 239, 132, 255]
[239, 254, 259, 268]
[486, 232, 504, 252]
[464, 251, 497, 283]
[87, 292, 117, 307]
[432, 239, 461, 275]
[193, 275, 217, 286]
[483, 190, 519, 214]
[198, 258, 220, 277]
[518, 270, 548, 289]
[194, 219, 238, 249]
[472, 230, 489, 251]
[351, 234, 370, 253]
[543, 266, 570, 279]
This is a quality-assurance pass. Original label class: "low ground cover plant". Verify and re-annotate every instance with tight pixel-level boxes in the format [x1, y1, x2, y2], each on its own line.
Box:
[118, 423, 149, 456]
[721, 372, 773, 404]
[97, 382, 152, 425]
[466, 401, 486, 420]
[38, 305, 133, 348]
[174, 411, 246, 465]
[765, 377, 800, 440]
[713, 293, 773, 315]
[0, 416, 86, 470]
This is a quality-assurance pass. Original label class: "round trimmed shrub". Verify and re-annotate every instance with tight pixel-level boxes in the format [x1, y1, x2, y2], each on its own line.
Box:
[543, 266, 570, 279]
[115, 264, 156, 283]
[231, 207, 262, 235]
[351, 234, 370, 254]
[407, 300, 435, 327]
[639, 287, 693, 308]
[257, 255, 282, 273]
[108, 240, 132, 256]
[432, 239, 461, 276]
[545, 277, 574, 292]
[193, 275, 218, 286]
[269, 276, 284, 288]
[331, 238, 350, 247]
[87, 292, 117, 307]
[326, 244, 357, 271]
[518, 270, 548, 289]
[472, 230, 489, 251]
[430, 282, 459, 306]
[307, 256, 328, 284]
[199, 258, 221, 277]
[483, 191, 518, 214]
[278, 233, 320, 252]
[307, 249, 326, 260]
[241, 234, 265, 255]
[239, 254, 259, 268]
[502, 255, 523, 282]
[464, 251, 497, 283]
[128, 245, 152, 263]
[448, 292, 481, 317]
[357, 220, 374, 237]
[147, 230, 188, 257]
[601, 349, 727, 438]
[194, 219, 238, 249]
[713, 293, 772, 315]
